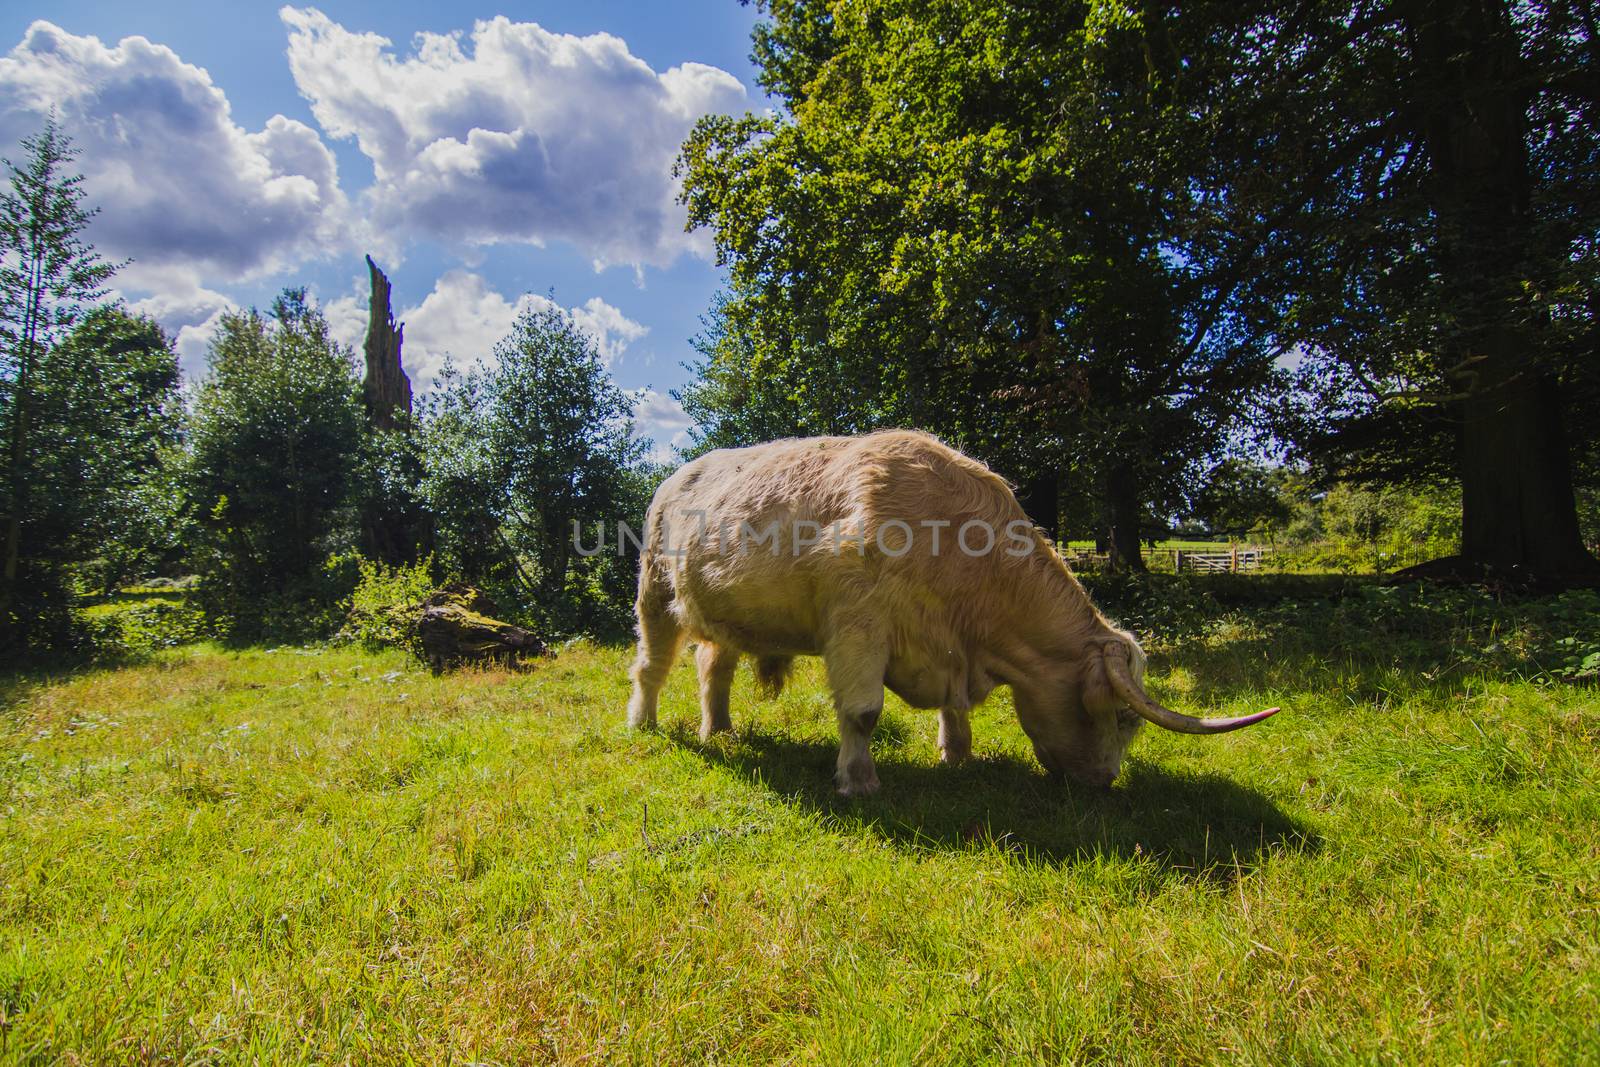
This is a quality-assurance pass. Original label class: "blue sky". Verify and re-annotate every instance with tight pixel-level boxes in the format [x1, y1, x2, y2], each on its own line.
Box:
[0, 1, 768, 455]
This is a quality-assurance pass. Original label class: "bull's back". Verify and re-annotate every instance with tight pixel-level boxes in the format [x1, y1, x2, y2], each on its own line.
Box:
[641, 431, 1031, 654]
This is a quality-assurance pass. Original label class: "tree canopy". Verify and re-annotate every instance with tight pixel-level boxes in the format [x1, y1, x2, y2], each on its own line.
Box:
[680, 0, 1599, 580]
[421, 304, 648, 635]
[184, 291, 365, 639]
[680, 0, 1303, 568]
[0, 119, 132, 646]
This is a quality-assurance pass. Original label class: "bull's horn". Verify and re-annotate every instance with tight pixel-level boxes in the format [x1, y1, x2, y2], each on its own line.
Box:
[1104, 644, 1278, 735]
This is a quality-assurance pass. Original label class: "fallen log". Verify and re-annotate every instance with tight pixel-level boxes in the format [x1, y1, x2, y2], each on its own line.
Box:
[413, 585, 545, 673]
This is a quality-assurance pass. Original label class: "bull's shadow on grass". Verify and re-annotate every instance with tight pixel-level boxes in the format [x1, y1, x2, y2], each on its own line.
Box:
[671, 724, 1318, 882]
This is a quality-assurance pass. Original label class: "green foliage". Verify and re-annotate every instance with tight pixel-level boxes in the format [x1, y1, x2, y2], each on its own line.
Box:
[1276, 482, 1461, 574]
[683, 0, 1600, 573]
[0, 119, 134, 652]
[353, 422, 433, 566]
[183, 291, 365, 642]
[0, 305, 184, 656]
[1177, 1, 1597, 569]
[1187, 459, 1293, 539]
[31, 308, 185, 583]
[678, 0, 1292, 565]
[0, 119, 119, 343]
[1538, 590, 1600, 683]
[1083, 572, 1600, 688]
[1079, 572, 1227, 639]
[419, 304, 646, 637]
[79, 596, 208, 659]
[1269, 0, 1600, 460]
[341, 555, 437, 655]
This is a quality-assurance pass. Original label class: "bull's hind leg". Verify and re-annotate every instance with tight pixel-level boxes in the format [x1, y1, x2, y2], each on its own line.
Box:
[938, 707, 972, 765]
[695, 641, 739, 740]
[626, 586, 684, 730]
[822, 630, 889, 797]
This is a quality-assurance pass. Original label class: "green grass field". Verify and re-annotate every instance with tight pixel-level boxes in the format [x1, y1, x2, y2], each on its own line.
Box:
[2, 584, 1597, 1063]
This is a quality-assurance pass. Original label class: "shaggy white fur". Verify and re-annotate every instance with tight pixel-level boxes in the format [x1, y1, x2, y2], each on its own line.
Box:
[625, 430, 1272, 794]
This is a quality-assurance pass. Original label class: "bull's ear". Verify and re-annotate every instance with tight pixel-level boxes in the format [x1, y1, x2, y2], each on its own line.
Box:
[1078, 647, 1123, 715]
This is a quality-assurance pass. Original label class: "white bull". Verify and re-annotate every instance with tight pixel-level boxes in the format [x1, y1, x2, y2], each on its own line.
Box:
[625, 430, 1276, 795]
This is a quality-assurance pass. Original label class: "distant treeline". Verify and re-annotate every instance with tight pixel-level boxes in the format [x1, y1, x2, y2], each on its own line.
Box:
[5, 0, 1600, 654]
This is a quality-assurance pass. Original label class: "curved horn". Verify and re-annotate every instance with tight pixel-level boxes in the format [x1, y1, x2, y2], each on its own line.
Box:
[1103, 644, 1279, 735]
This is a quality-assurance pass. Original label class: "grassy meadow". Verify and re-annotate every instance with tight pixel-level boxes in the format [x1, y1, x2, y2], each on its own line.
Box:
[1, 579, 1597, 1064]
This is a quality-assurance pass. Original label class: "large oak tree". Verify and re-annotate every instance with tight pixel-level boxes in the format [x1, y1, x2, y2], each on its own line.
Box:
[682, 0, 1598, 579]
[679, 0, 1292, 570]
[1219, 0, 1600, 580]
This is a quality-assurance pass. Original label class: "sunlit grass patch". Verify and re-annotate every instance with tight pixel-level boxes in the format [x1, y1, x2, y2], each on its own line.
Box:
[0, 595, 1596, 1064]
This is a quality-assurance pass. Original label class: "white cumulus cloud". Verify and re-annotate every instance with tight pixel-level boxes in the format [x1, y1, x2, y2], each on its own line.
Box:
[568, 297, 649, 365]
[0, 20, 351, 291]
[631, 389, 694, 463]
[281, 6, 746, 269]
[322, 290, 369, 354]
[395, 270, 646, 390]
[122, 269, 238, 381]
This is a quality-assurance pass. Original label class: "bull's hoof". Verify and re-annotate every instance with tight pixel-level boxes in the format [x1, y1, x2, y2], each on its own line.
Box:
[698, 715, 734, 742]
[836, 763, 881, 798]
[939, 746, 971, 766]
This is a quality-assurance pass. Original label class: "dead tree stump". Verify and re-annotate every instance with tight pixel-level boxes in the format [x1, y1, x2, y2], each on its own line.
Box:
[363, 254, 413, 431]
[413, 585, 545, 673]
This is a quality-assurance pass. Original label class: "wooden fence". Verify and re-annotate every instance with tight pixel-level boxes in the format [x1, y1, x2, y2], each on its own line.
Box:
[1173, 547, 1267, 573]
[1059, 545, 1272, 573]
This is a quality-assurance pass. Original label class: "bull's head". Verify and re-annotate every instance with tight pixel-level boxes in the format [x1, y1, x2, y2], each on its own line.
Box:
[1016, 632, 1278, 787]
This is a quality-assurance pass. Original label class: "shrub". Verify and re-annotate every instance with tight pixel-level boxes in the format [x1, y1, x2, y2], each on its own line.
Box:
[108, 600, 208, 652]
[77, 598, 209, 660]
[341, 556, 437, 654]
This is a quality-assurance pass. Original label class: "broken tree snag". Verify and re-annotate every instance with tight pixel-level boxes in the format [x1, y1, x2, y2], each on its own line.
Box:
[363, 254, 413, 431]
[413, 585, 546, 674]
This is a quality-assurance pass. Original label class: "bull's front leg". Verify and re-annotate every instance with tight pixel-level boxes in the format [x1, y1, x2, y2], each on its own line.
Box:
[938, 707, 972, 765]
[822, 630, 888, 797]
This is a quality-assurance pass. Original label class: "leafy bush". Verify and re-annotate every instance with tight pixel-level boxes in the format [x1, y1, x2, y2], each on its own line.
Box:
[1537, 590, 1600, 682]
[107, 600, 208, 652]
[340, 556, 437, 654]
[77, 598, 209, 659]
[1079, 573, 1224, 640]
[193, 551, 361, 647]
[1272, 482, 1461, 574]
[418, 307, 647, 639]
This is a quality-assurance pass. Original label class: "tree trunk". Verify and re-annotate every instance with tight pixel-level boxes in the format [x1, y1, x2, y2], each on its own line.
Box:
[1408, 0, 1598, 580]
[1457, 345, 1592, 575]
[1016, 471, 1061, 540]
[539, 512, 571, 606]
[363, 256, 412, 432]
[360, 256, 425, 566]
[1105, 464, 1147, 574]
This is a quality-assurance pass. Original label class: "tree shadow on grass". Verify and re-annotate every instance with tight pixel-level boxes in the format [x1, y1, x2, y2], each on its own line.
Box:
[669, 723, 1319, 885]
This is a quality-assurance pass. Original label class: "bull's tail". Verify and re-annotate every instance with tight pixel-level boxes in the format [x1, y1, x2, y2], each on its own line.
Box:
[753, 655, 794, 699]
